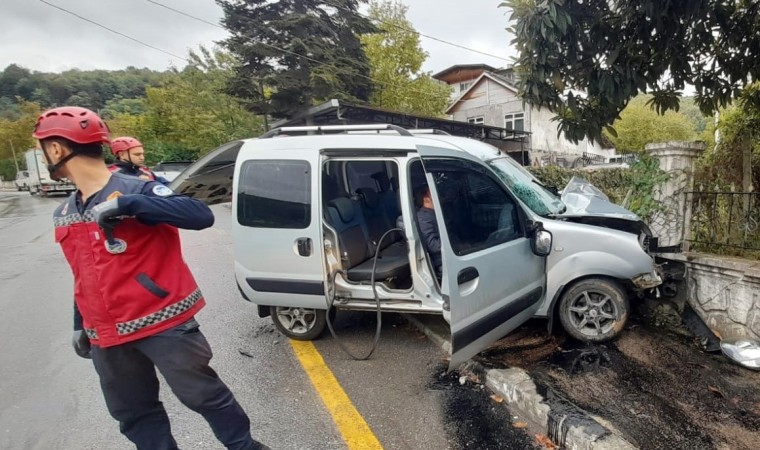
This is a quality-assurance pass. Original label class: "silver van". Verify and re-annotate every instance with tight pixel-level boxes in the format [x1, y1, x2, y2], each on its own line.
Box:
[173, 125, 664, 367]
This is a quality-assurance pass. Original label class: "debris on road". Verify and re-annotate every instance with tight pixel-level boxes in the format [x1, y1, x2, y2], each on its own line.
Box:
[477, 313, 760, 450]
[721, 339, 760, 370]
[429, 364, 539, 449]
[489, 394, 504, 403]
[534, 433, 558, 449]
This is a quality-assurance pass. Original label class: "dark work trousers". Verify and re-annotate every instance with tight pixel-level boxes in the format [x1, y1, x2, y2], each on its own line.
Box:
[90, 319, 261, 450]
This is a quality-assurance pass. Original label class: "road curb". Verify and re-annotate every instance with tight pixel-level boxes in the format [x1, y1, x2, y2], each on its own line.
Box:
[402, 314, 637, 450]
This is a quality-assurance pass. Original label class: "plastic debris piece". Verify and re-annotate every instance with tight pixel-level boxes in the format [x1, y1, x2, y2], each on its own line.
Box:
[721, 339, 760, 370]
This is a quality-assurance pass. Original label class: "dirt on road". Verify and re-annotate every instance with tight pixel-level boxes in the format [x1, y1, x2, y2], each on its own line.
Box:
[476, 310, 760, 450]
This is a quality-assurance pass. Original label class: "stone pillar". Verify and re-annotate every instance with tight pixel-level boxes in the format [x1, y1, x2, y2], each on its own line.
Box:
[645, 141, 706, 249]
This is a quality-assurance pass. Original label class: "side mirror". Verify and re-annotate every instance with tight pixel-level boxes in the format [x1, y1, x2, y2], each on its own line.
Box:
[530, 226, 552, 257]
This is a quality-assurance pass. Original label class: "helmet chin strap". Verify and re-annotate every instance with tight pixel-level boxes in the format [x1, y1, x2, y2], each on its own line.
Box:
[44, 148, 77, 182]
[124, 150, 139, 170]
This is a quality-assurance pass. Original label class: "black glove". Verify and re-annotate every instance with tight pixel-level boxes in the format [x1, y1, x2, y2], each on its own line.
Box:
[92, 198, 124, 231]
[72, 330, 92, 359]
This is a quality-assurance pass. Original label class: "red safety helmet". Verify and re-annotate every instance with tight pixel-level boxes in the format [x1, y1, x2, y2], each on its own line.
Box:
[32, 106, 110, 145]
[110, 136, 143, 155]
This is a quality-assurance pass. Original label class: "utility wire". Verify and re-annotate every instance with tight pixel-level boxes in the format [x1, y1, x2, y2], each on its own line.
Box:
[143, 0, 457, 100]
[41, 0, 471, 107]
[325, 0, 511, 63]
[39, 0, 189, 63]
[146, 0, 509, 64]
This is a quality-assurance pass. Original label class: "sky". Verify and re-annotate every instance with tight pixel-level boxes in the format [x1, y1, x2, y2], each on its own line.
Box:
[0, 0, 517, 74]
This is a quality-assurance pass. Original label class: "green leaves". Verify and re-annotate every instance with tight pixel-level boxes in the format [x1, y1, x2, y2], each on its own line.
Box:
[360, 0, 451, 117]
[108, 46, 264, 164]
[502, 0, 760, 144]
[219, 0, 375, 118]
[605, 95, 698, 153]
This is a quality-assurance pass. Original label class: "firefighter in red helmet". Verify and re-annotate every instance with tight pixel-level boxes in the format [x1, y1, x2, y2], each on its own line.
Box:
[35, 106, 268, 450]
[109, 136, 170, 184]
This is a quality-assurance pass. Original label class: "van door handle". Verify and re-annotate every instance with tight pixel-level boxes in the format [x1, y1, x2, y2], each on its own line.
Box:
[457, 267, 479, 285]
[296, 238, 312, 257]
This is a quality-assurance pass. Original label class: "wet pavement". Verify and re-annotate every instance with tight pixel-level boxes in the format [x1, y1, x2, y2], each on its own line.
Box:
[0, 191, 538, 450]
[476, 306, 760, 450]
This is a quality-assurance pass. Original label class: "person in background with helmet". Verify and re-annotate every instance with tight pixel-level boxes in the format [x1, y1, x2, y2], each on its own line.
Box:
[109, 136, 170, 185]
[35, 106, 268, 450]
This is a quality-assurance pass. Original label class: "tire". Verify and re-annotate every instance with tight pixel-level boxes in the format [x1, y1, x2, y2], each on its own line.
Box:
[270, 306, 326, 341]
[558, 278, 629, 342]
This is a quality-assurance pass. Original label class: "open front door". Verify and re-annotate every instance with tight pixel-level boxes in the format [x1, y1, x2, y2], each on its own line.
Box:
[169, 140, 243, 205]
[416, 144, 547, 369]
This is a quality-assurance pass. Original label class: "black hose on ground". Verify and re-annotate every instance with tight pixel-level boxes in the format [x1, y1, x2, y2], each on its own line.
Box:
[325, 228, 404, 360]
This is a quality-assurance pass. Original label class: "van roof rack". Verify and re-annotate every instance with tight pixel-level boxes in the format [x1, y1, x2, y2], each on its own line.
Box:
[259, 124, 417, 138]
[408, 129, 451, 135]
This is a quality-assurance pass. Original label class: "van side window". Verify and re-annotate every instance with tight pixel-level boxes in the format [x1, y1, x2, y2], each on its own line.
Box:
[428, 159, 522, 255]
[238, 160, 311, 229]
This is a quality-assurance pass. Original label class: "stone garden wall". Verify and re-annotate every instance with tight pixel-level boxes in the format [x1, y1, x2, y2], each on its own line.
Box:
[649, 141, 760, 339]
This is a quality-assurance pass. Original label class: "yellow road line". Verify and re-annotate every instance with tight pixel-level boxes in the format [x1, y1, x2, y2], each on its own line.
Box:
[290, 340, 383, 450]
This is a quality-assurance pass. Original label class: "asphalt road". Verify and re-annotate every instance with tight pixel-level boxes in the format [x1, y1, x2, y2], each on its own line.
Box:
[0, 190, 533, 450]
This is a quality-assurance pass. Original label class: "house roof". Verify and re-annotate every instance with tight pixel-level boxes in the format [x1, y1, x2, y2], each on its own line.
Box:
[446, 72, 520, 114]
[271, 99, 529, 142]
[432, 64, 499, 82]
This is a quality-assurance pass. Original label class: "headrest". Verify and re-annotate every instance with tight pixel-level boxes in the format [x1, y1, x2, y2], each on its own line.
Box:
[328, 197, 355, 223]
[356, 188, 380, 209]
[371, 171, 391, 191]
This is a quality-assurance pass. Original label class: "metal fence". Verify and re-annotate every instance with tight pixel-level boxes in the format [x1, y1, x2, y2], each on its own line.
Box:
[686, 191, 760, 254]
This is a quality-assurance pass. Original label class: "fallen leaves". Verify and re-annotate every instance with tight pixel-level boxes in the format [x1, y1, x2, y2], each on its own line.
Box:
[534, 433, 558, 449]
[513, 421, 528, 428]
[708, 385, 725, 398]
[489, 394, 504, 403]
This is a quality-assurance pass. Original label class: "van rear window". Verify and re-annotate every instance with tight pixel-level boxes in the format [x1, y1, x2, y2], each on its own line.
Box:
[238, 160, 311, 229]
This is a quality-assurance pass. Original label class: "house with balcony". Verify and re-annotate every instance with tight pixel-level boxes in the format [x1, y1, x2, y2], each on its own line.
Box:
[433, 64, 614, 167]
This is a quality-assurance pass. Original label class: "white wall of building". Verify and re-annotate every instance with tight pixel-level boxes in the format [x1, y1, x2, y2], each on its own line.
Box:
[527, 105, 611, 156]
[448, 76, 612, 157]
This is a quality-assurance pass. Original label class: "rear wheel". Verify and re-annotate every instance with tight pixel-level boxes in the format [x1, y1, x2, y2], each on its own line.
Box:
[558, 278, 629, 342]
[270, 306, 326, 341]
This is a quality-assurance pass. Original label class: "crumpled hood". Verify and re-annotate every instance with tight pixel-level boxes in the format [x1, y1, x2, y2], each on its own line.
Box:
[558, 176, 640, 221]
[555, 176, 652, 237]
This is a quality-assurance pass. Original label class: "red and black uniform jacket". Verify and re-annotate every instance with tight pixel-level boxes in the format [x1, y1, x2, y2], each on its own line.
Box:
[54, 172, 214, 348]
[108, 160, 158, 180]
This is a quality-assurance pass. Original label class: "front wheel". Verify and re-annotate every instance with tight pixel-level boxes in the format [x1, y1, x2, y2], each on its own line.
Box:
[558, 278, 629, 342]
[270, 306, 326, 341]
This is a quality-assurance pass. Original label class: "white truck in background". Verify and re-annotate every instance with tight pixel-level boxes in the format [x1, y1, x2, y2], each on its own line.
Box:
[24, 149, 76, 196]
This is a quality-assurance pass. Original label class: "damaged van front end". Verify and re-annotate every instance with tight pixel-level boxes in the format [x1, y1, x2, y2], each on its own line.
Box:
[479, 151, 666, 342]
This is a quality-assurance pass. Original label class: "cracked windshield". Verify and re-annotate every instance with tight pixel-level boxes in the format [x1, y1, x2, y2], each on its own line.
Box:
[486, 156, 565, 217]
